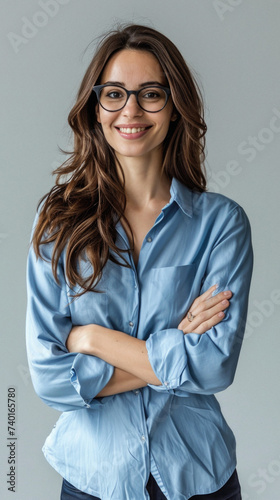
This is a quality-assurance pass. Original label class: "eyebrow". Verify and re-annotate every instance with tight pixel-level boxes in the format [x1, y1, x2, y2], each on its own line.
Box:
[102, 80, 166, 87]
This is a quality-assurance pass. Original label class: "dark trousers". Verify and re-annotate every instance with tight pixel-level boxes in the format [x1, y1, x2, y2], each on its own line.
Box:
[61, 469, 241, 499]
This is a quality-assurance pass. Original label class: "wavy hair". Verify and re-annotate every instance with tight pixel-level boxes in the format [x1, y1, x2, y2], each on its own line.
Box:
[32, 23, 207, 295]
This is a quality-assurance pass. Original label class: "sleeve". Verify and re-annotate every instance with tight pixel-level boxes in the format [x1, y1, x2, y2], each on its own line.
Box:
[26, 215, 114, 412]
[146, 205, 253, 396]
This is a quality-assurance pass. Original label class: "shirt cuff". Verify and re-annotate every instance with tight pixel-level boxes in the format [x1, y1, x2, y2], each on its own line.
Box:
[146, 328, 188, 392]
[70, 353, 114, 407]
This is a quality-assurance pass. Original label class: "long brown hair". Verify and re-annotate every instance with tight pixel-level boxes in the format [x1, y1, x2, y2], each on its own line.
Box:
[32, 23, 207, 295]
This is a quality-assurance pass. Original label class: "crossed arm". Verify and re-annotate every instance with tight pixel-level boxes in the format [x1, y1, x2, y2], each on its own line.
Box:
[66, 285, 232, 397]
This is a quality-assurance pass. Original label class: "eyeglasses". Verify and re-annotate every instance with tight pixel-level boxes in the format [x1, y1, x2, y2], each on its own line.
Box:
[92, 84, 171, 113]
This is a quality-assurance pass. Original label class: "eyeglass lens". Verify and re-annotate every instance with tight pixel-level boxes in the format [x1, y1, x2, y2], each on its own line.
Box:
[99, 86, 168, 112]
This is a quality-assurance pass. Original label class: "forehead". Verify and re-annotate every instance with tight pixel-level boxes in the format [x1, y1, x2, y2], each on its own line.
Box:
[100, 49, 166, 86]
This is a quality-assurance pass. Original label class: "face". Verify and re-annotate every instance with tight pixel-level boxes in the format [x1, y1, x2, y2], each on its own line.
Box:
[95, 49, 175, 164]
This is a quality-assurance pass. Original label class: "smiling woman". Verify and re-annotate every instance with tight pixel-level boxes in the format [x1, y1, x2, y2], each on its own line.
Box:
[94, 50, 176, 164]
[26, 23, 253, 500]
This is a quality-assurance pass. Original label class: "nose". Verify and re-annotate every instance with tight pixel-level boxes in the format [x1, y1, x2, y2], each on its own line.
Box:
[122, 93, 143, 116]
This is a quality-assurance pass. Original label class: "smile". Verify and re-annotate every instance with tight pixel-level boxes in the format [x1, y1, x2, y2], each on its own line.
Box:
[118, 127, 149, 134]
[115, 125, 152, 140]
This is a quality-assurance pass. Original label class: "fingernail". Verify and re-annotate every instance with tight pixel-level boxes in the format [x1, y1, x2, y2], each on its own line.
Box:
[224, 291, 231, 296]
[222, 299, 228, 305]
[218, 311, 225, 317]
[210, 284, 218, 295]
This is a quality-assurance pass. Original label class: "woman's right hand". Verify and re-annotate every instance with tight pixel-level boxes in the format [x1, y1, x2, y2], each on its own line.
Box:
[178, 285, 232, 335]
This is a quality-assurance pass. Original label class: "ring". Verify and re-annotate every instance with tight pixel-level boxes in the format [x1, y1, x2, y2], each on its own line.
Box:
[187, 311, 195, 322]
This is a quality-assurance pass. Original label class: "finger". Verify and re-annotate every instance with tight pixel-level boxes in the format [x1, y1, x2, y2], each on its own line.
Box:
[179, 299, 230, 333]
[193, 310, 226, 335]
[190, 284, 218, 310]
[181, 309, 225, 335]
[178, 290, 231, 328]
[190, 290, 232, 318]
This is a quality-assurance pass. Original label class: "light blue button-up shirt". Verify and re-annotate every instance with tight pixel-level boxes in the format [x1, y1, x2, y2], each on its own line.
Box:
[26, 178, 253, 499]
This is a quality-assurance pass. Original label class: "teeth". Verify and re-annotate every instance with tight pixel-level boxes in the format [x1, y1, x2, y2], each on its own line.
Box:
[119, 127, 147, 134]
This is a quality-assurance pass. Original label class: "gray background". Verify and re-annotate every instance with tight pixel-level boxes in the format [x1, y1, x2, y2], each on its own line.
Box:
[1, 1, 280, 499]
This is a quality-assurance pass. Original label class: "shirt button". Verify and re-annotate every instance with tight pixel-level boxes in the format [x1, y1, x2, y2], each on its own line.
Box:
[134, 390, 139, 395]
[129, 321, 134, 327]
[146, 237, 152, 243]
[141, 435, 146, 442]
[164, 381, 169, 386]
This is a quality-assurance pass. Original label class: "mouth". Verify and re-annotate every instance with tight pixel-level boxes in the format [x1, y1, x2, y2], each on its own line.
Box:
[116, 126, 152, 134]
[115, 125, 152, 139]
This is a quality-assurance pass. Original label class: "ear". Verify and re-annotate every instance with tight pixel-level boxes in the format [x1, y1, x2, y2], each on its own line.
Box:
[171, 113, 178, 122]
[96, 103, 101, 124]
[171, 106, 178, 122]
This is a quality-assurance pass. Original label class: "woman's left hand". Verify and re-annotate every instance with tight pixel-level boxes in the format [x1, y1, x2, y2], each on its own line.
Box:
[178, 285, 232, 335]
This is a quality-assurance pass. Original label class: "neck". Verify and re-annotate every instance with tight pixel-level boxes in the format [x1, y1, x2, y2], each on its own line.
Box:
[115, 152, 171, 209]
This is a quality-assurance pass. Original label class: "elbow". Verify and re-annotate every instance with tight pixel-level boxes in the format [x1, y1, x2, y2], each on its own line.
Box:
[31, 375, 62, 411]
[186, 353, 237, 395]
[200, 362, 237, 395]
[209, 371, 235, 394]
[29, 367, 78, 412]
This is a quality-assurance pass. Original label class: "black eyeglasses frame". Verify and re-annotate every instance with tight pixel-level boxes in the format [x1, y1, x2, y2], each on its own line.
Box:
[92, 84, 171, 113]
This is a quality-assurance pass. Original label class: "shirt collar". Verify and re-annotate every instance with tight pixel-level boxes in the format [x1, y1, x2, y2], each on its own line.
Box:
[169, 178, 193, 218]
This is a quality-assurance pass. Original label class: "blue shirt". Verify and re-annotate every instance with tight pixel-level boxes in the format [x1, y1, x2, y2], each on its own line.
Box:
[26, 178, 253, 500]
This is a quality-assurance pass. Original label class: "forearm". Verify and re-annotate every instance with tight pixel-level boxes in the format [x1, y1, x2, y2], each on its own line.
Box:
[96, 367, 147, 397]
[67, 325, 161, 385]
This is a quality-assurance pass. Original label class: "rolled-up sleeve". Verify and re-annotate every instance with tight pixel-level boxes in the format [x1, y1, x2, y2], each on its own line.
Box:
[146, 206, 253, 395]
[26, 219, 114, 412]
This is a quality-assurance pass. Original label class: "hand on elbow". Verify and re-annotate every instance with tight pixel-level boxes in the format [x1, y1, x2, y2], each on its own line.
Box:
[178, 285, 232, 335]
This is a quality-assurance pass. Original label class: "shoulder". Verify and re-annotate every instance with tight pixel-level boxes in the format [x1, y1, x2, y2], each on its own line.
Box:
[192, 189, 248, 223]
[172, 181, 252, 244]
[172, 178, 248, 218]
[194, 189, 239, 210]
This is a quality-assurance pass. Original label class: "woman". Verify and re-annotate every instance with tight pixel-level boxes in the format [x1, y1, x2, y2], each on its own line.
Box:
[26, 24, 253, 500]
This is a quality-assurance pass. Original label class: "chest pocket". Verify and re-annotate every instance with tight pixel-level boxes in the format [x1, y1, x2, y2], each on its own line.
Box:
[143, 263, 197, 332]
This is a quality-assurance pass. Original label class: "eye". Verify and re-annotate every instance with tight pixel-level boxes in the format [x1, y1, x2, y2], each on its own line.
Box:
[143, 91, 160, 99]
[140, 87, 165, 101]
[107, 91, 123, 99]
[103, 87, 126, 100]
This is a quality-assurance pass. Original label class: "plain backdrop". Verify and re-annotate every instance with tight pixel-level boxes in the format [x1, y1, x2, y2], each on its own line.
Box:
[1, 1, 280, 499]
